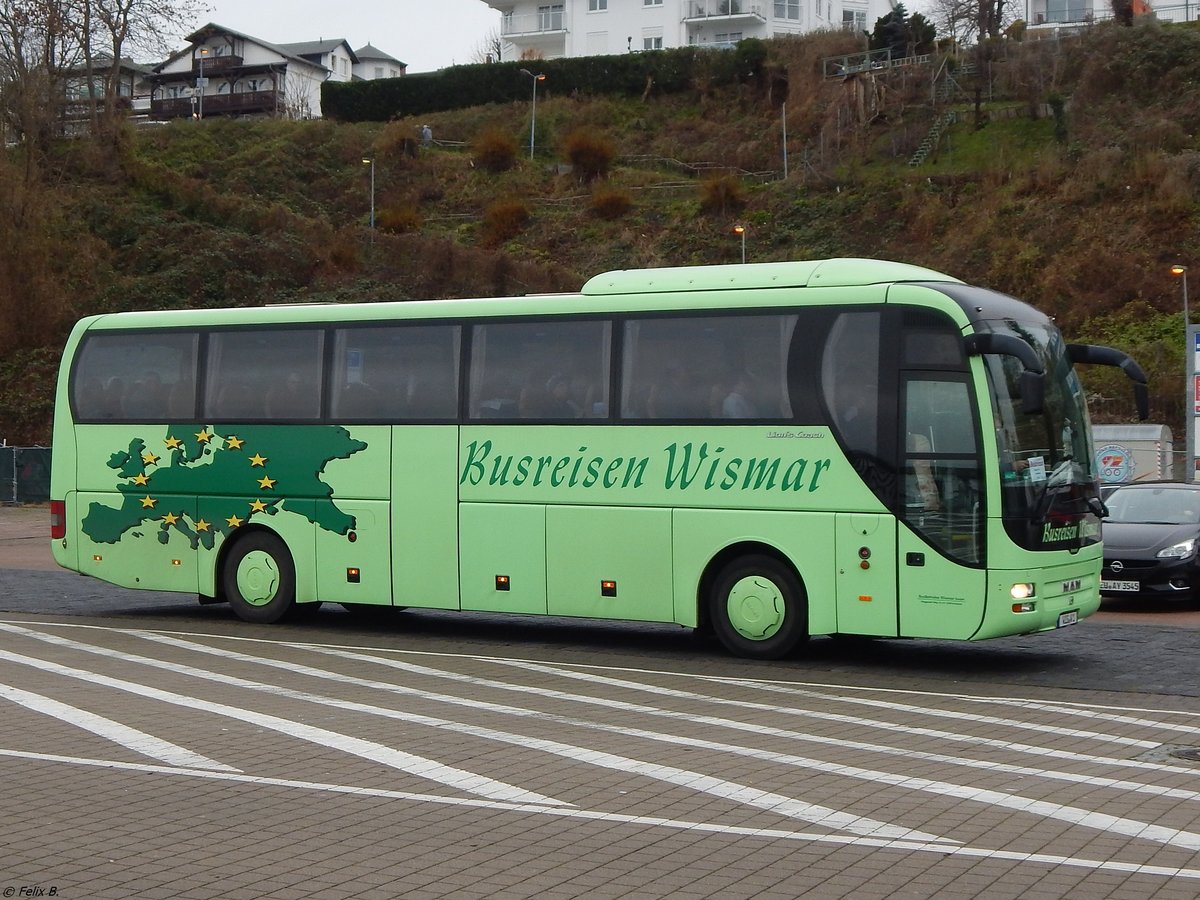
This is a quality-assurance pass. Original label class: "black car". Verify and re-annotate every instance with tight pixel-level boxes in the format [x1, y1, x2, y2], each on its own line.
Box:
[1100, 482, 1200, 603]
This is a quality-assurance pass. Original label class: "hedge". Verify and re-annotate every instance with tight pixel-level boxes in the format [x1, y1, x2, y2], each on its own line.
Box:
[323, 41, 767, 122]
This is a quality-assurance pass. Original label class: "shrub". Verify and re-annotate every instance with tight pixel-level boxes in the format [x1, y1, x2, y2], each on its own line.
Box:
[699, 174, 745, 216]
[473, 127, 519, 174]
[590, 186, 634, 220]
[563, 127, 615, 183]
[483, 199, 530, 242]
[378, 204, 423, 233]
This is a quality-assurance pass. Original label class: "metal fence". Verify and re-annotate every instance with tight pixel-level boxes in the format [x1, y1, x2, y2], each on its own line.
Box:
[0, 446, 51, 504]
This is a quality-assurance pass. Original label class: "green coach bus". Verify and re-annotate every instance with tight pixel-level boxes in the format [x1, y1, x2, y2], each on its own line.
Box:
[48, 258, 1147, 658]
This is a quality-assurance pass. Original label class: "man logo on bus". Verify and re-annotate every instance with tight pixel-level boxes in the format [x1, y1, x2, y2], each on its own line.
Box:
[1095, 443, 1134, 484]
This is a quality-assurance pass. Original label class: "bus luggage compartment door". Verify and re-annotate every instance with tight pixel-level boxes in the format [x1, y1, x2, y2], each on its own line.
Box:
[834, 512, 897, 636]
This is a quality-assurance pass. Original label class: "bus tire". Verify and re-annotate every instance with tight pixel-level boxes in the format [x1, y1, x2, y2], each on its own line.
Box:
[222, 531, 296, 625]
[708, 554, 807, 660]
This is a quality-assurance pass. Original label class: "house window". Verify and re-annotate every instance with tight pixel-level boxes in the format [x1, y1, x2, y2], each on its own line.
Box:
[589, 0, 607, 9]
[643, 36, 663, 49]
[644, 0, 663, 5]
[842, 9, 865, 29]
[538, 3, 564, 29]
[374, 66, 384, 78]
[715, 31, 743, 42]
[775, 0, 800, 18]
[246, 79, 259, 92]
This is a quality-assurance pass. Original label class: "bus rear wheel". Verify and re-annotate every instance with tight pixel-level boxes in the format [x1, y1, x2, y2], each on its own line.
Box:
[223, 531, 296, 624]
[708, 555, 807, 660]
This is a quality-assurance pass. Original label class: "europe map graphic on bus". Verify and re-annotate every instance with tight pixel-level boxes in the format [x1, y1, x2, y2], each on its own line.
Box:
[81, 425, 368, 549]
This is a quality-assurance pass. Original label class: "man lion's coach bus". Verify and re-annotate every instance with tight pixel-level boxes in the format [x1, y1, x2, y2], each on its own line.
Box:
[48, 258, 1147, 658]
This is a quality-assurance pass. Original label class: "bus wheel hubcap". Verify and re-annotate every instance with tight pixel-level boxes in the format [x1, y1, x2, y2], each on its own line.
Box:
[237, 550, 280, 607]
[726, 575, 785, 641]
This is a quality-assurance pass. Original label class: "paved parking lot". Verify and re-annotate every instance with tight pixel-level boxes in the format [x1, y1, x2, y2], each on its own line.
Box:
[5, 504, 1200, 898]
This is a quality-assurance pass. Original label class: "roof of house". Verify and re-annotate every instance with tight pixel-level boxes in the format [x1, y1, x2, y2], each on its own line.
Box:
[279, 39, 360, 64]
[354, 43, 406, 67]
[153, 23, 333, 75]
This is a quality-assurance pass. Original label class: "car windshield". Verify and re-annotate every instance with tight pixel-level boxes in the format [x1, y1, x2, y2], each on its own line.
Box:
[1105, 487, 1200, 525]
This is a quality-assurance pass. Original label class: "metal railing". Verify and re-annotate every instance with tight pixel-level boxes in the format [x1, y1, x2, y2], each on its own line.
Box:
[500, 10, 567, 36]
[0, 446, 51, 504]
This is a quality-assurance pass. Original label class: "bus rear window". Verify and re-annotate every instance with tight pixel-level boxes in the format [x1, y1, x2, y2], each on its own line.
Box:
[72, 332, 198, 422]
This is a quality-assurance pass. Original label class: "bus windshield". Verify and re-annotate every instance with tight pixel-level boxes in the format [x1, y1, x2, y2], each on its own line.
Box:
[981, 319, 1100, 549]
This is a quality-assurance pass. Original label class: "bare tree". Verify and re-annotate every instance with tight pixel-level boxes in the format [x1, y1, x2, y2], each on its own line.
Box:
[0, 0, 80, 165]
[471, 27, 503, 64]
[86, 0, 204, 140]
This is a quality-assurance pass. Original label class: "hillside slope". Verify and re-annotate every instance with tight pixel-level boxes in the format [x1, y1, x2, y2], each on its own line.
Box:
[1, 22, 1197, 444]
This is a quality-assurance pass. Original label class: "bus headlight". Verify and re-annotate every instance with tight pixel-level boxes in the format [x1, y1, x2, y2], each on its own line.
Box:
[1157, 539, 1196, 560]
[1010, 583, 1035, 601]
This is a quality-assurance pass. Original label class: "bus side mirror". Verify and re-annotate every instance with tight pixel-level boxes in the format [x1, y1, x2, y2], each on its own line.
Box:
[1067, 344, 1150, 421]
[964, 333, 1045, 415]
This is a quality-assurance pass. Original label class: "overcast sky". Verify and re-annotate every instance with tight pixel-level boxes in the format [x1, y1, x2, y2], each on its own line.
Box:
[187, 0, 502, 73]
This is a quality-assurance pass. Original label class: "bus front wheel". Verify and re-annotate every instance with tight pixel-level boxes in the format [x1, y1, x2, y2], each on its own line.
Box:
[223, 531, 297, 625]
[708, 555, 807, 660]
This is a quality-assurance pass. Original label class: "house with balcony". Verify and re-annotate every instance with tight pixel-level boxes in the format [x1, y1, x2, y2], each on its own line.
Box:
[353, 44, 408, 80]
[149, 23, 336, 121]
[61, 57, 154, 133]
[481, 0, 889, 60]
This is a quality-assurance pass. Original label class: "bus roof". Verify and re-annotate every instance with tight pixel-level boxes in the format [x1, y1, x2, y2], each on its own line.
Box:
[581, 258, 960, 296]
[73, 258, 965, 333]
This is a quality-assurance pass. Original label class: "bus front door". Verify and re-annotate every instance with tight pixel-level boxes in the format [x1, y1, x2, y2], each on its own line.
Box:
[834, 512, 898, 636]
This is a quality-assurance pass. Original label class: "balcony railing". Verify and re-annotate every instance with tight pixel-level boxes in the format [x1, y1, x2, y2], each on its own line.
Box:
[684, 1, 766, 19]
[151, 90, 281, 119]
[500, 10, 567, 36]
[192, 54, 244, 73]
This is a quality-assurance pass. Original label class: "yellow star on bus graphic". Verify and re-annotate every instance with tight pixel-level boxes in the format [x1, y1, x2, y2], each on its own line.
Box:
[249, 499, 269, 513]
[195, 519, 211, 532]
[257, 475, 277, 490]
[131, 473, 149, 486]
[161, 512, 179, 526]
[226, 514, 244, 528]
[194, 429, 212, 444]
[249, 453, 268, 467]
[164, 436, 182, 450]
[225, 435, 245, 450]
[141, 451, 160, 466]
[140, 496, 157, 509]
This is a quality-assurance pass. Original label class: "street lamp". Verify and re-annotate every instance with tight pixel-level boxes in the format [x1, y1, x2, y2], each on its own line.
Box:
[197, 46, 209, 120]
[1174, 263, 1191, 480]
[733, 224, 746, 264]
[362, 156, 375, 242]
[519, 68, 545, 160]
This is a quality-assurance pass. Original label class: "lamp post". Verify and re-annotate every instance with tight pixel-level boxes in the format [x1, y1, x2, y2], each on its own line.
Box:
[362, 156, 375, 242]
[519, 68, 545, 160]
[733, 224, 746, 264]
[197, 46, 209, 120]
[1174, 263, 1191, 480]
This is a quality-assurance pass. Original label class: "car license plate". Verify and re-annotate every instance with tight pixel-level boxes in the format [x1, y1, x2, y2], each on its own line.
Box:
[1057, 611, 1078, 628]
[1100, 579, 1139, 592]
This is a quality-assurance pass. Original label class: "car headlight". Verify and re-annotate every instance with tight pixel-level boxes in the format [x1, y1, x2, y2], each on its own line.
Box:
[1157, 538, 1197, 559]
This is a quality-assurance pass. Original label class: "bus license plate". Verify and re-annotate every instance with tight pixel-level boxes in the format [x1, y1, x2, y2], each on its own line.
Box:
[1057, 611, 1078, 628]
[1100, 580, 1139, 592]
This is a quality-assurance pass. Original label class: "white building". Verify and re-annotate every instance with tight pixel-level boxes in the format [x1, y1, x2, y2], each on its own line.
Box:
[151, 24, 331, 119]
[482, 0, 890, 60]
[353, 44, 408, 80]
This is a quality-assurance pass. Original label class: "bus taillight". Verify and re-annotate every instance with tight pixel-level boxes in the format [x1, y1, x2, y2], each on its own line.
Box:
[50, 500, 66, 540]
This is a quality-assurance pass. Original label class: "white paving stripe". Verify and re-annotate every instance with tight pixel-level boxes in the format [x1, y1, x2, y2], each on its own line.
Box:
[5, 747, 1200, 880]
[0, 682, 240, 772]
[962, 697, 1200, 738]
[293, 646, 1200, 802]
[0, 622, 947, 842]
[123, 630, 1200, 854]
[491, 658, 1195, 776]
[0, 641, 565, 808]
